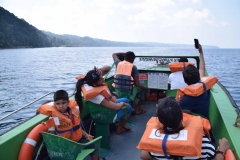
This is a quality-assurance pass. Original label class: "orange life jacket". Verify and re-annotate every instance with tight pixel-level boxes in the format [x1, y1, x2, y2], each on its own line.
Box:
[137, 113, 211, 157]
[112, 60, 134, 90]
[82, 83, 116, 102]
[37, 99, 82, 141]
[176, 76, 218, 102]
[168, 62, 195, 72]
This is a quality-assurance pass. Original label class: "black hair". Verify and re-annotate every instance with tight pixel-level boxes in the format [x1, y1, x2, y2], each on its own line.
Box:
[156, 97, 183, 134]
[182, 65, 200, 85]
[125, 51, 135, 63]
[178, 57, 188, 62]
[54, 90, 69, 102]
[75, 69, 100, 113]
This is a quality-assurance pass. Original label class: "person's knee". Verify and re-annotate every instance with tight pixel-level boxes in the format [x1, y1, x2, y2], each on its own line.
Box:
[128, 105, 132, 113]
[122, 97, 130, 103]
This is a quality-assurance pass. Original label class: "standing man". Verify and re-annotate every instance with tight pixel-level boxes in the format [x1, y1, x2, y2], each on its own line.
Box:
[112, 51, 149, 115]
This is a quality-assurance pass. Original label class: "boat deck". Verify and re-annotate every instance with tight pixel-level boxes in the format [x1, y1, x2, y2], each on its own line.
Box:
[86, 100, 156, 160]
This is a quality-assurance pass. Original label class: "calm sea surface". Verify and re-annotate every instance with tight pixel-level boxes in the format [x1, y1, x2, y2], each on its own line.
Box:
[0, 47, 240, 135]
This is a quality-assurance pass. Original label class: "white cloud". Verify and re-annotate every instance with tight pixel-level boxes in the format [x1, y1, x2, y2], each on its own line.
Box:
[220, 21, 230, 26]
[192, 0, 201, 4]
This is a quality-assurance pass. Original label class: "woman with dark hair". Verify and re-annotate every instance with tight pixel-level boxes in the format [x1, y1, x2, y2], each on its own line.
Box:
[139, 97, 230, 160]
[75, 66, 132, 134]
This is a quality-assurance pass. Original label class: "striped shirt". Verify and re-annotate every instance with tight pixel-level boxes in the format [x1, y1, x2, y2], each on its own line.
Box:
[149, 135, 216, 160]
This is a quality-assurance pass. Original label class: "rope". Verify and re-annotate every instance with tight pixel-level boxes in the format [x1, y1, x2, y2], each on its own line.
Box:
[34, 136, 45, 160]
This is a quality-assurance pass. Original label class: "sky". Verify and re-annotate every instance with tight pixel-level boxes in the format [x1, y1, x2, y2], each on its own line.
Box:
[1, 0, 240, 48]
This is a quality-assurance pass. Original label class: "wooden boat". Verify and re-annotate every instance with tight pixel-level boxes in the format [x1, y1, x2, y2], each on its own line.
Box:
[0, 55, 239, 160]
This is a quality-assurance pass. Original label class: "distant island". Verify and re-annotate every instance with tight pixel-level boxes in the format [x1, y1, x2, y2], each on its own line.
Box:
[0, 7, 219, 49]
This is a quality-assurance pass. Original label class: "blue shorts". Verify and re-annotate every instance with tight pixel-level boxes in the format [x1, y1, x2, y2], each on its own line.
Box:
[115, 98, 132, 120]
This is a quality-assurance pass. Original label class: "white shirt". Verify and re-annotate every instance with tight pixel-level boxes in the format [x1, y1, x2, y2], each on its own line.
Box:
[88, 94, 105, 104]
[168, 71, 188, 89]
[84, 83, 111, 104]
[150, 135, 215, 160]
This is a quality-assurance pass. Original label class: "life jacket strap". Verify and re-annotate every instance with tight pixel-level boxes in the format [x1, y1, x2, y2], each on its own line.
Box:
[114, 82, 133, 86]
[55, 124, 81, 134]
[162, 134, 173, 159]
[200, 82, 208, 100]
[110, 90, 118, 98]
[109, 94, 113, 100]
[114, 78, 134, 84]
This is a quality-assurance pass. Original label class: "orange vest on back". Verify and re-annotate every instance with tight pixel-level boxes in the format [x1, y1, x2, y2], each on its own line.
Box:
[176, 76, 218, 101]
[168, 62, 195, 72]
[82, 83, 116, 102]
[37, 99, 82, 141]
[137, 113, 211, 157]
[112, 60, 134, 90]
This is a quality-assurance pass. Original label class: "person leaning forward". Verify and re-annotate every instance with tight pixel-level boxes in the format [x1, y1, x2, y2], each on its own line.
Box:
[112, 51, 149, 115]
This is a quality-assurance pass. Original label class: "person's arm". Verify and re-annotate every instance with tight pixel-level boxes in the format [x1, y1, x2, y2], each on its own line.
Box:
[82, 130, 94, 140]
[101, 65, 111, 76]
[94, 65, 110, 77]
[198, 44, 206, 78]
[214, 138, 230, 160]
[97, 65, 111, 76]
[112, 52, 126, 61]
[134, 75, 149, 90]
[100, 98, 128, 110]
[132, 66, 149, 90]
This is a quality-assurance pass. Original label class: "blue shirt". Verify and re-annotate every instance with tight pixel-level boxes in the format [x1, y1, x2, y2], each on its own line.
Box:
[179, 90, 210, 118]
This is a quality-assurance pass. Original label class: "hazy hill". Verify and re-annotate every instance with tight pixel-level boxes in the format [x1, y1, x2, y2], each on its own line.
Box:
[42, 31, 149, 47]
[0, 7, 51, 48]
[0, 7, 219, 49]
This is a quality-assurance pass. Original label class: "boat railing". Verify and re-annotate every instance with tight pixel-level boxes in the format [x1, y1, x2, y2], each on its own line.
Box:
[217, 82, 240, 127]
[0, 91, 55, 121]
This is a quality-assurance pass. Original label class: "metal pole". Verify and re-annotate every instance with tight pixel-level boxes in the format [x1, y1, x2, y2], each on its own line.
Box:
[0, 91, 55, 121]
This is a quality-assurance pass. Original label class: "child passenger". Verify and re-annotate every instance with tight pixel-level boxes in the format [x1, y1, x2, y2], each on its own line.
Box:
[37, 90, 104, 160]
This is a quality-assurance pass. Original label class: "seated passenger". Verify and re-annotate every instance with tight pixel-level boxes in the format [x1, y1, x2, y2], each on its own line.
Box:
[139, 97, 230, 160]
[112, 51, 149, 115]
[177, 44, 218, 118]
[75, 66, 132, 134]
[37, 90, 104, 160]
[168, 57, 192, 90]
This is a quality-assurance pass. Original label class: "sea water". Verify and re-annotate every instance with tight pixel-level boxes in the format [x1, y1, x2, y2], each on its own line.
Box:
[0, 47, 240, 135]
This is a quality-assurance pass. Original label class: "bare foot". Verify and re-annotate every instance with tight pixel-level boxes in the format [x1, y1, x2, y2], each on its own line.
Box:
[117, 126, 130, 134]
[135, 109, 147, 115]
[124, 125, 131, 130]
